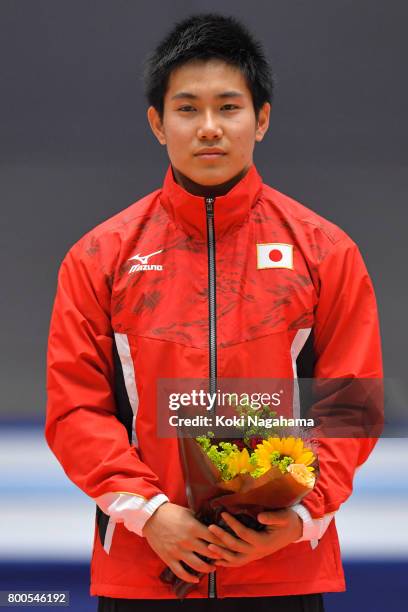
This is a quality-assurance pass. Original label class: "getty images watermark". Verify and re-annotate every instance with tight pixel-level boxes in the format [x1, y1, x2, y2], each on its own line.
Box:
[156, 377, 386, 439]
[166, 388, 315, 429]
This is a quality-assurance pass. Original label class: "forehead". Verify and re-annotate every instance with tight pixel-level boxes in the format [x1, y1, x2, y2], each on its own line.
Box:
[165, 59, 251, 99]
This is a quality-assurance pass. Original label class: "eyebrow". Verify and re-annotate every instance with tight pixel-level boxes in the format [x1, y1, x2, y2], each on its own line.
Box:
[171, 91, 244, 100]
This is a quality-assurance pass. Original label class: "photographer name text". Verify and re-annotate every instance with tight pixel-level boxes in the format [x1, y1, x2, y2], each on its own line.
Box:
[168, 414, 315, 428]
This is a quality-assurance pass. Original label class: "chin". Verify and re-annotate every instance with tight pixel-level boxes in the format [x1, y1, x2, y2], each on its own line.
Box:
[192, 168, 235, 186]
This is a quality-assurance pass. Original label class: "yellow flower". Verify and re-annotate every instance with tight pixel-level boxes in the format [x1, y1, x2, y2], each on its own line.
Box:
[225, 448, 255, 478]
[254, 436, 316, 473]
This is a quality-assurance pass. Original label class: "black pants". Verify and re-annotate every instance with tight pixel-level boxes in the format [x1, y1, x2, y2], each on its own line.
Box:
[98, 594, 324, 612]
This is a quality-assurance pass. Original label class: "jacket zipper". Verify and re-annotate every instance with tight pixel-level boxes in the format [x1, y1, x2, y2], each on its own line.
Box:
[205, 196, 217, 599]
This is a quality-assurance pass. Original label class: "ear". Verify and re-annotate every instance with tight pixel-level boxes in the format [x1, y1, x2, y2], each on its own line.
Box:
[255, 102, 271, 142]
[147, 106, 166, 145]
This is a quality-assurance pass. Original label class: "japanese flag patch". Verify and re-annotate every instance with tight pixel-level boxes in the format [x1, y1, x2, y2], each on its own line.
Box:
[256, 243, 294, 270]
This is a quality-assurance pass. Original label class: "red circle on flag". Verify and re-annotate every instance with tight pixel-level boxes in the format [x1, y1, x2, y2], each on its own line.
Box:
[269, 249, 283, 262]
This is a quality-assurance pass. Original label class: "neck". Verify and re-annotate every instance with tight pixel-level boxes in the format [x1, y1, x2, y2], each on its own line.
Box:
[171, 164, 251, 197]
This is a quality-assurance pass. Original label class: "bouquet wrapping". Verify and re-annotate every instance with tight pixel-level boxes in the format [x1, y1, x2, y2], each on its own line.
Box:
[159, 426, 318, 598]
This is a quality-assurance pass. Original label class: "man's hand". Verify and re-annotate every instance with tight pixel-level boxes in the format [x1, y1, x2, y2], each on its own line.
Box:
[142, 502, 229, 583]
[206, 508, 303, 567]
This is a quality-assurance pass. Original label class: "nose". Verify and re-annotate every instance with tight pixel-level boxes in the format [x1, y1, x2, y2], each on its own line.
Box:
[197, 111, 223, 140]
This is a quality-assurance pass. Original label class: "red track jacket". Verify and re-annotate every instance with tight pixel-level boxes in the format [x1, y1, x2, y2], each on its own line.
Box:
[45, 163, 383, 599]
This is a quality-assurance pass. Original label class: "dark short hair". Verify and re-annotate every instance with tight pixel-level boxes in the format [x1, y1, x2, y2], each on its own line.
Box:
[143, 13, 275, 120]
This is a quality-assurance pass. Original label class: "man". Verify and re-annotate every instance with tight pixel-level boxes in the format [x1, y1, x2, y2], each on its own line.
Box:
[45, 13, 383, 612]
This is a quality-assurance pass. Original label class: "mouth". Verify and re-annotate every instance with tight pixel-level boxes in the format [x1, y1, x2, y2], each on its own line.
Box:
[194, 148, 227, 158]
[195, 152, 227, 160]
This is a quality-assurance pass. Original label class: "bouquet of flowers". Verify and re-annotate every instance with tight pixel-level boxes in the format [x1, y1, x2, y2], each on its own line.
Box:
[159, 402, 318, 598]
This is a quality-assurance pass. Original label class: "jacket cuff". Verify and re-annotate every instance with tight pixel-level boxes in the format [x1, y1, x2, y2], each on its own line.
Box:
[129, 493, 170, 536]
[97, 492, 169, 537]
[292, 503, 335, 550]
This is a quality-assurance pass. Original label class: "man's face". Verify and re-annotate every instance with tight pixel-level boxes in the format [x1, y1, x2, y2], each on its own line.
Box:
[147, 59, 270, 186]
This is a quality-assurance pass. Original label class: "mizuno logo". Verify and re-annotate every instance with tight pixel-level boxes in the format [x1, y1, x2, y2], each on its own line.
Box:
[128, 249, 163, 273]
[129, 249, 163, 265]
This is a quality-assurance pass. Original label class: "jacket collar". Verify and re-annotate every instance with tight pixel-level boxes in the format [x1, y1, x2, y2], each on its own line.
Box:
[159, 163, 263, 239]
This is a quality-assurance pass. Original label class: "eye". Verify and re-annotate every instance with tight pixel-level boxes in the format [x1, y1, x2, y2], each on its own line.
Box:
[178, 105, 196, 112]
[221, 104, 240, 111]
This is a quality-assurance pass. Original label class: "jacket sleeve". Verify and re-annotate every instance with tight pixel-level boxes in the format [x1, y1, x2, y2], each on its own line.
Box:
[45, 238, 168, 535]
[300, 235, 384, 520]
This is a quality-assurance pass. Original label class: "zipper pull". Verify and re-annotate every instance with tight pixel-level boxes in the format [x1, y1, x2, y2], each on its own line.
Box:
[205, 197, 215, 216]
